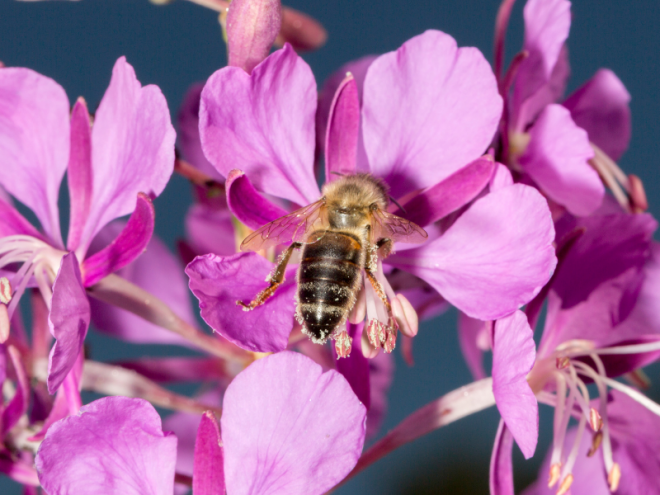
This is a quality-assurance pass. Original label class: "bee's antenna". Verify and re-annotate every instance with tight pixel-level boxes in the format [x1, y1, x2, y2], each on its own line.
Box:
[330, 171, 345, 177]
[390, 196, 407, 214]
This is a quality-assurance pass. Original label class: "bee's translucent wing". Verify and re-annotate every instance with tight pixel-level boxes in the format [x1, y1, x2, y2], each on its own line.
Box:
[371, 209, 428, 244]
[240, 199, 328, 252]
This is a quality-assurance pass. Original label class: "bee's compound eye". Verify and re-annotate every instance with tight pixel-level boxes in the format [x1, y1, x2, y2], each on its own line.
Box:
[369, 203, 378, 211]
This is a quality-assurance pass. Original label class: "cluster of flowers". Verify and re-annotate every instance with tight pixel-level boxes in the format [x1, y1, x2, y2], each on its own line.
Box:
[0, 0, 658, 493]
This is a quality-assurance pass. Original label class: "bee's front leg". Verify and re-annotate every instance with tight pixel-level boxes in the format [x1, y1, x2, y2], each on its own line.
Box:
[237, 242, 301, 311]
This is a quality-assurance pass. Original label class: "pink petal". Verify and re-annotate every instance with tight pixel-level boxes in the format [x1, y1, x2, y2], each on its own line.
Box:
[225, 169, 288, 230]
[222, 352, 366, 495]
[193, 411, 225, 495]
[492, 311, 538, 459]
[80, 57, 175, 254]
[0, 198, 44, 239]
[186, 253, 296, 353]
[185, 202, 237, 257]
[82, 193, 155, 287]
[317, 55, 376, 170]
[396, 156, 495, 227]
[333, 322, 370, 409]
[0, 67, 69, 245]
[489, 420, 515, 495]
[362, 30, 502, 198]
[66, 98, 93, 252]
[47, 252, 91, 393]
[89, 221, 195, 345]
[177, 84, 222, 181]
[388, 184, 556, 320]
[226, 0, 281, 74]
[563, 68, 631, 161]
[490, 162, 514, 191]
[520, 104, 602, 216]
[200, 45, 320, 205]
[325, 75, 360, 181]
[36, 397, 177, 495]
[457, 312, 487, 380]
[512, 0, 571, 129]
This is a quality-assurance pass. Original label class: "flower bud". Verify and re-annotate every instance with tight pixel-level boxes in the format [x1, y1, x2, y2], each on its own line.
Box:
[226, 0, 282, 74]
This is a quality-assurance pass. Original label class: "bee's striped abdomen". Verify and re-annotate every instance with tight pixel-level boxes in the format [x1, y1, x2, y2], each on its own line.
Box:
[297, 231, 363, 343]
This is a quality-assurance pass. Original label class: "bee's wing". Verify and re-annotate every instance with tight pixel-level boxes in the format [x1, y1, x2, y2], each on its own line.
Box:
[239, 199, 328, 252]
[371, 209, 428, 244]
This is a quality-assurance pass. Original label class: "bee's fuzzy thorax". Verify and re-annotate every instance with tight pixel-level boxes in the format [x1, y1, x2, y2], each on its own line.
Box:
[322, 173, 389, 211]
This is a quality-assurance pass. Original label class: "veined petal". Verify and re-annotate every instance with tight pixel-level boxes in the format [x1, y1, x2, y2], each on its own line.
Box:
[519, 104, 602, 216]
[193, 411, 225, 495]
[388, 184, 556, 320]
[47, 252, 91, 394]
[177, 84, 222, 181]
[82, 193, 155, 287]
[186, 202, 236, 257]
[186, 252, 296, 353]
[89, 220, 195, 346]
[67, 98, 93, 252]
[492, 311, 538, 459]
[563, 68, 631, 161]
[226, 0, 282, 75]
[36, 397, 177, 495]
[222, 352, 366, 495]
[396, 156, 495, 227]
[317, 55, 376, 170]
[80, 57, 175, 254]
[512, 0, 571, 128]
[490, 420, 515, 495]
[0, 67, 69, 245]
[200, 45, 320, 205]
[325, 75, 360, 181]
[362, 30, 502, 198]
[225, 169, 288, 230]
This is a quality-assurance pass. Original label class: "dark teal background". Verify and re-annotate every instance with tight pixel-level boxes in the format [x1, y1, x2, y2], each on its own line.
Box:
[1, 0, 659, 493]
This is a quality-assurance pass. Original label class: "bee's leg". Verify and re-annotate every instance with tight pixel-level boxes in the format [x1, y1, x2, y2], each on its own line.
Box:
[364, 248, 399, 353]
[364, 270, 392, 313]
[237, 243, 301, 311]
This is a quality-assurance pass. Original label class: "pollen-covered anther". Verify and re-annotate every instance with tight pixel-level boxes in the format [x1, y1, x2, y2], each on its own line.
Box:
[367, 319, 382, 348]
[608, 463, 621, 492]
[383, 325, 397, 354]
[548, 463, 561, 487]
[589, 408, 603, 432]
[0, 277, 11, 304]
[587, 431, 603, 457]
[556, 357, 570, 369]
[334, 330, 352, 359]
[556, 474, 573, 495]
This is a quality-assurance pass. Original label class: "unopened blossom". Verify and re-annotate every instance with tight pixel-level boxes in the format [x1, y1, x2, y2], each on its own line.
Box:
[486, 211, 660, 494]
[36, 352, 367, 495]
[496, 0, 632, 216]
[0, 57, 175, 392]
[187, 30, 556, 360]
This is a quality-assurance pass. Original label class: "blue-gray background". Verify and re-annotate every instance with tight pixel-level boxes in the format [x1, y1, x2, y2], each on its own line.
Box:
[1, 0, 659, 493]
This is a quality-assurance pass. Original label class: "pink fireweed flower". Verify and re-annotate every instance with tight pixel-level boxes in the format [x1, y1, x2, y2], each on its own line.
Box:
[524, 390, 660, 495]
[495, 0, 632, 217]
[0, 57, 175, 392]
[36, 352, 367, 495]
[187, 30, 556, 359]
[487, 212, 660, 494]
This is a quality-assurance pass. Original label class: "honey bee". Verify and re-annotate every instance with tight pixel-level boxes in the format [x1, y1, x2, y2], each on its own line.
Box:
[237, 173, 428, 350]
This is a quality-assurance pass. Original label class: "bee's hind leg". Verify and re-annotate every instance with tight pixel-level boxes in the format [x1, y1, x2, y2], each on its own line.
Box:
[237, 243, 301, 311]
